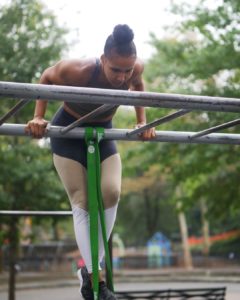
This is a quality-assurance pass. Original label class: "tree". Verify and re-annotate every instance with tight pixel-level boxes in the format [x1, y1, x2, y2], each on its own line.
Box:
[0, 1, 69, 298]
[142, 0, 240, 262]
[0, 0, 68, 82]
[113, 109, 179, 246]
[0, 0, 69, 216]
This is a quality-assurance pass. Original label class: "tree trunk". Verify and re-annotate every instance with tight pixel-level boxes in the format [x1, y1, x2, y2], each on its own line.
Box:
[52, 218, 60, 241]
[200, 198, 210, 256]
[144, 189, 158, 238]
[177, 201, 193, 270]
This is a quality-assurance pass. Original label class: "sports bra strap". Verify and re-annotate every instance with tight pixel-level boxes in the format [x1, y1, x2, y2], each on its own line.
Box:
[88, 58, 101, 86]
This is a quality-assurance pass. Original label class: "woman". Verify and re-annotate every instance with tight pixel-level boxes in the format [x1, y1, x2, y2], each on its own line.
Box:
[26, 24, 155, 300]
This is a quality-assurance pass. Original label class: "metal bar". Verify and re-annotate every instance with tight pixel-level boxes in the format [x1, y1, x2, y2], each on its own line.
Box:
[0, 81, 240, 113]
[115, 287, 226, 299]
[191, 118, 240, 139]
[0, 123, 240, 145]
[127, 109, 191, 136]
[61, 104, 115, 134]
[0, 99, 30, 125]
[0, 210, 72, 216]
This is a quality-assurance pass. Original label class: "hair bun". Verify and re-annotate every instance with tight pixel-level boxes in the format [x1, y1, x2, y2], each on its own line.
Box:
[113, 24, 134, 44]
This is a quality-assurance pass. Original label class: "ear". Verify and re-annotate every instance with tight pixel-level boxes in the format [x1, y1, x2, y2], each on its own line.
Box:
[101, 54, 107, 65]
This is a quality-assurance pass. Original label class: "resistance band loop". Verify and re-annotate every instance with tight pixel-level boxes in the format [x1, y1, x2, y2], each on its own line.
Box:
[85, 127, 114, 300]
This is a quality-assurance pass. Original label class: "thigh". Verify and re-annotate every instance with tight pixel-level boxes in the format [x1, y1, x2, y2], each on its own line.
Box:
[53, 154, 88, 210]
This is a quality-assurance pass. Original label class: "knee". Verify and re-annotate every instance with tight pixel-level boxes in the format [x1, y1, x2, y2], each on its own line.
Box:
[68, 188, 87, 210]
[102, 184, 121, 209]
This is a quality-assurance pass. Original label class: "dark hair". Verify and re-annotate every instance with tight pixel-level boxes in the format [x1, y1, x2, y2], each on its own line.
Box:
[104, 24, 137, 57]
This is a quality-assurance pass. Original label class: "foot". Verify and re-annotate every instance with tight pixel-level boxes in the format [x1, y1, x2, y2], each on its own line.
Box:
[99, 281, 117, 300]
[78, 267, 93, 300]
[78, 267, 117, 300]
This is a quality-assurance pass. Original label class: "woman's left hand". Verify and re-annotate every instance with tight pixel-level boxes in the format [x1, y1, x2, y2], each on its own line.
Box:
[135, 123, 156, 139]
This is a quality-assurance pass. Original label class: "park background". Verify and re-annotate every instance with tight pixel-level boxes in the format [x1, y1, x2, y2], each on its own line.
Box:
[0, 0, 240, 298]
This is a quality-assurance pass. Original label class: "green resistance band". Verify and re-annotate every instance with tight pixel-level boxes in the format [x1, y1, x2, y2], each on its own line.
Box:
[85, 127, 114, 300]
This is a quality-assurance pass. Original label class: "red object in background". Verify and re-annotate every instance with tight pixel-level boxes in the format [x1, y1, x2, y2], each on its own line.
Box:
[77, 258, 85, 268]
[188, 230, 240, 246]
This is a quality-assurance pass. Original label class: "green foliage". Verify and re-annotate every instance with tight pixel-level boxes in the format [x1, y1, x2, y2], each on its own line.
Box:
[0, 136, 67, 211]
[120, 0, 240, 246]
[114, 109, 179, 246]
[0, 0, 67, 122]
[0, 0, 68, 83]
[114, 0, 240, 242]
[210, 235, 240, 256]
[146, 0, 240, 95]
[0, 0, 70, 243]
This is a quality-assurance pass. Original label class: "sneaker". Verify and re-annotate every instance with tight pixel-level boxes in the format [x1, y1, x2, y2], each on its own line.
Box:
[78, 267, 93, 300]
[99, 281, 117, 300]
[78, 267, 117, 300]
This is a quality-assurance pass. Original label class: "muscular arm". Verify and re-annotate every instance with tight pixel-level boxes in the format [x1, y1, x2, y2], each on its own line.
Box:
[33, 68, 55, 120]
[34, 60, 91, 119]
[25, 65, 62, 138]
[26, 59, 94, 138]
[130, 59, 155, 139]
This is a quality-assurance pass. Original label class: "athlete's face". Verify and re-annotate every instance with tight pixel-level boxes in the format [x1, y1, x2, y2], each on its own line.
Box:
[101, 52, 136, 88]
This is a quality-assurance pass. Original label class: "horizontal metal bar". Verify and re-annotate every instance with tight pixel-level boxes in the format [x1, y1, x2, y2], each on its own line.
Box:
[0, 210, 72, 216]
[0, 99, 31, 125]
[0, 81, 240, 112]
[0, 123, 240, 145]
[127, 109, 191, 136]
[191, 118, 240, 139]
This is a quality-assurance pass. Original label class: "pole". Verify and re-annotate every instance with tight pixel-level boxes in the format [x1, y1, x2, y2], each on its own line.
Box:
[0, 99, 31, 125]
[127, 109, 190, 136]
[0, 123, 240, 145]
[8, 216, 18, 300]
[1, 81, 240, 112]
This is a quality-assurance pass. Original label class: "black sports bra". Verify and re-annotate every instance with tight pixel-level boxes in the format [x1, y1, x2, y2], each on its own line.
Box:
[64, 58, 128, 120]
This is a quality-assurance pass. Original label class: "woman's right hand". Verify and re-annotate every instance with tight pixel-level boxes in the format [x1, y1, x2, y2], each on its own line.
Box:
[25, 117, 48, 139]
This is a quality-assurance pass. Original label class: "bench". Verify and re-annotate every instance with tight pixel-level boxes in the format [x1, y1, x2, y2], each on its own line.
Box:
[115, 287, 226, 299]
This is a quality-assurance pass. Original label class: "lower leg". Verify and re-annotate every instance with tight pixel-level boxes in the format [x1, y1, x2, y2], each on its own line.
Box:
[72, 204, 118, 274]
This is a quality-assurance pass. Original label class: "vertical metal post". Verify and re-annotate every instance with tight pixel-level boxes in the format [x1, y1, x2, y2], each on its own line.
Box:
[106, 234, 113, 289]
[8, 216, 18, 300]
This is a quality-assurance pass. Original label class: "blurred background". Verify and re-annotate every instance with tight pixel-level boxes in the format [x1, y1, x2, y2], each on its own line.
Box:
[0, 0, 240, 299]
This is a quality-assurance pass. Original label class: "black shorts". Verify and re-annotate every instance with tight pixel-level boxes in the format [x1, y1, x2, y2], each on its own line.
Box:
[50, 107, 118, 168]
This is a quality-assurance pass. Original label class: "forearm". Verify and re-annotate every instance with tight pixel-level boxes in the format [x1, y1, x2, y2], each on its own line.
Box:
[33, 72, 52, 119]
[131, 76, 155, 138]
[135, 106, 146, 124]
[34, 100, 48, 119]
[132, 81, 146, 124]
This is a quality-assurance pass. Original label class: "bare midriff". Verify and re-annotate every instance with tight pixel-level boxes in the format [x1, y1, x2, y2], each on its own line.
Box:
[63, 102, 114, 123]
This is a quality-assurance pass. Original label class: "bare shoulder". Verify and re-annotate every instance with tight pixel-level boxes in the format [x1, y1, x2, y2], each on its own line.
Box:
[129, 58, 144, 87]
[52, 58, 97, 86]
[133, 58, 144, 75]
